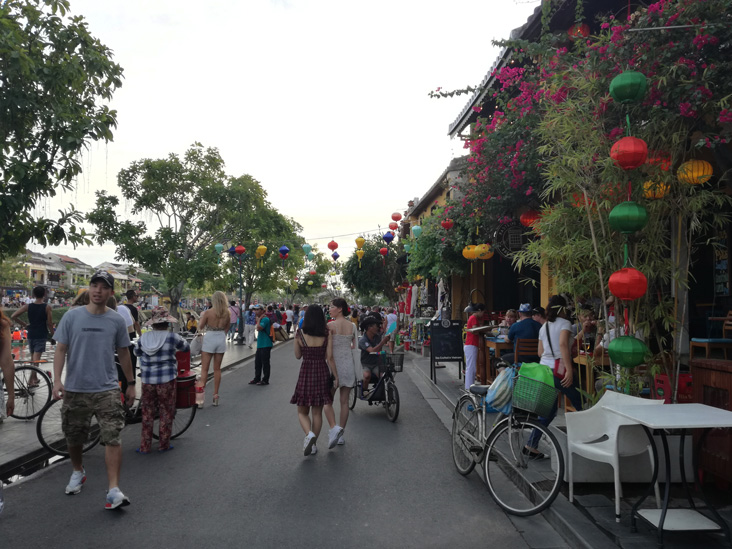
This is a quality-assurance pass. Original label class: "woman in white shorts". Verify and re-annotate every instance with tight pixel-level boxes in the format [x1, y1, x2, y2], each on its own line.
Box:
[195, 291, 230, 407]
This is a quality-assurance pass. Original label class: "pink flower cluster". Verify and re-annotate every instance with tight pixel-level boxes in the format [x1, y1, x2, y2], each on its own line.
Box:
[720, 109, 732, 125]
[679, 102, 698, 118]
[692, 34, 719, 49]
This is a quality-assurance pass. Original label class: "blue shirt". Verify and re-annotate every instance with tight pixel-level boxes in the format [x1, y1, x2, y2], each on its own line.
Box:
[257, 316, 272, 348]
[507, 318, 542, 355]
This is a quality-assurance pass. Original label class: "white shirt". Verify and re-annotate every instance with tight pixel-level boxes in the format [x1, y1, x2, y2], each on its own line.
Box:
[538, 318, 573, 369]
[285, 309, 294, 322]
[115, 305, 135, 333]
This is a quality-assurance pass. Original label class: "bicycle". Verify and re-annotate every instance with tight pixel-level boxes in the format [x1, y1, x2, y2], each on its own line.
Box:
[348, 353, 402, 422]
[36, 374, 198, 457]
[451, 366, 564, 516]
[3, 361, 53, 420]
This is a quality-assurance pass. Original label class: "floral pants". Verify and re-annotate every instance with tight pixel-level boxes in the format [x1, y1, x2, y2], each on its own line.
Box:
[140, 379, 176, 452]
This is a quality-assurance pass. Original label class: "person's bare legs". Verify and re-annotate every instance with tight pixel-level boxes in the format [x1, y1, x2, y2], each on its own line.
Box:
[105, 444, 122, 490]
[69, 444, 83, 471]
[339, 386, 350, 428]
[212, 352, 224, 395]
[297, 406, 312, 434]
[311, 406, 323, 438]
[198, 351, 212, 388]
[323, 404, 336, 429]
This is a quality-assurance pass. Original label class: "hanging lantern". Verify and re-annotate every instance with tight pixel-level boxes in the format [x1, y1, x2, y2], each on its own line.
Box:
[322, 283, 327, 288]
[379, 247, 388, 265]
[404, 244, 411, 253]
[383, 232, 394, 245]
[332, 251, 340, 262]
[356, 249, 365, 268]
[643, 180, 669, 200]
[610, 136, 648, 170]
[391, 212, 402, 222]
[214, 243, 224, 254]
[235, 245, 246, 255]
[462, 245, 477, 260]
[609, 71, 648, 104]
[307, 252, 315, 261]
[329, 271, 336, 276]
[228, 245, 237, 256]
[475, 243, 494, 260]
[328, 240, 339, 251]
[441, 219, 454, 230]
[411, 225, 422, 239]
[302, 243, 312, 255]
[307, 280, 313, 286]
[677, 160, 713, 185]
[568, 22, 590, 39]
[255, 245, 267, 268]
[388, 221, 398, 231]
[608, 336, 649, 369]
[609, 201, 648, 234]
[309, 269, 317, 276]
[355, 236, 365, 249]
[519, 210, 541, 227]
[609, 268, 648, 301]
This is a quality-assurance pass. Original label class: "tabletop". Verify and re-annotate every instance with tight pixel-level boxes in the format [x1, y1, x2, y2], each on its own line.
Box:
[603, 403, 732, 430]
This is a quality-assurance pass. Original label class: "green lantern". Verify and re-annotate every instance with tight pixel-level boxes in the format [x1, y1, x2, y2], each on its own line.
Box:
[609, 201, 648, 234]
[610, 71, 648, 104]
[608, 336, 648, 368]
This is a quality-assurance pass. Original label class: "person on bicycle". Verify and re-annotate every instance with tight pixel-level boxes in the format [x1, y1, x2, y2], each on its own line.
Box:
[358, 315, 390, 396]
[52, 270, 135, 510]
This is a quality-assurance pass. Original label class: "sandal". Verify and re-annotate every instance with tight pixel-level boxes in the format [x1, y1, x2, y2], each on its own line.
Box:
[213, 394, 219, 406]
[135, 448, 150, 455]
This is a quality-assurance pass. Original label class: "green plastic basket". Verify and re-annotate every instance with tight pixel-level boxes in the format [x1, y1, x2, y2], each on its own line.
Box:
[512, 374, 558, 417]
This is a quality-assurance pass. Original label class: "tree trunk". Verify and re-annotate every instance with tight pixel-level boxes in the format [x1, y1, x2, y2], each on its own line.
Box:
[169, 281, 185, 323]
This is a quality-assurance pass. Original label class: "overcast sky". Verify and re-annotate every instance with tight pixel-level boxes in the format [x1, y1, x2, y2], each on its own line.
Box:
[36, 0, 538, 267]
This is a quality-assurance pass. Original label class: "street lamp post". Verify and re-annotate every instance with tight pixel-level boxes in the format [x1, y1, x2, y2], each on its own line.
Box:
[228, 245, 247, 345]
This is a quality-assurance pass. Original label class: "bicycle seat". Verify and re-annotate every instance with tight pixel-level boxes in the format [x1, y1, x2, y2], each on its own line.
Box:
[469, 384, 491, 396]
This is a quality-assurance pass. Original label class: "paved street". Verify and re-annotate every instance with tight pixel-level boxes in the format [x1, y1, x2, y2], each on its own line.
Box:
[0, 342, 547, 548]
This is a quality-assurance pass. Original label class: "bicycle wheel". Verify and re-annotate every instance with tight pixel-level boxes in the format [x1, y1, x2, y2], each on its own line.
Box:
[153, 406, 197, 440]
[385, 380, 399, 422]
[10, 366, 52, 420]
[36, 399, 101, 457]
[483, 415, 564, 516]
[452, 395, 481, 476]
[348, 384, 358, 410]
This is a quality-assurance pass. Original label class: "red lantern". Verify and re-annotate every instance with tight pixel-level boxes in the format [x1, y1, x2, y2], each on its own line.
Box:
[379, 247, 388, 257]
[321, 283, 327, 288]
[391, 212, 402, 222]
[610, 136, 648, 170]
[234, 245, 246, 255]
[568, 23, 590, 39]
[389, 222, 398, 230]
[328, 240, 338, 251]
[519, 210, 541, 227]
[309, 269, 316, 276]
[441, 219, 454, 230]
[608, 268, 648, 301]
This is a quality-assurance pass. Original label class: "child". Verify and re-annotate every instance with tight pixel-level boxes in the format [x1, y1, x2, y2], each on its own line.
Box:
[134, 306, 189, 453]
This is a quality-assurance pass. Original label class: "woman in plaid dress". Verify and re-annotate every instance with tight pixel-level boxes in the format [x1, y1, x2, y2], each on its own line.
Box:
[291, 305, 339, 456]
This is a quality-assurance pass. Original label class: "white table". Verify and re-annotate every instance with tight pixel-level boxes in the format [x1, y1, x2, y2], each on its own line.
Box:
[603, 403, 732, 548]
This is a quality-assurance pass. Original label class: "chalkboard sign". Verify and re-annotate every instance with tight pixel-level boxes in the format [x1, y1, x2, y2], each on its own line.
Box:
[429, 319, 464, 384]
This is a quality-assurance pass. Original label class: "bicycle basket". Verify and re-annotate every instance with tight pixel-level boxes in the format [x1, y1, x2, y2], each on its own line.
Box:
[383, 353, 404, 372]
[512, 374, 558, 417]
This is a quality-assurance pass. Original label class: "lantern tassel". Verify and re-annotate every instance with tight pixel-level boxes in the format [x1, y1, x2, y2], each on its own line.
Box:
[623, 241, 629, 268]
[626, 113, 632, 137]
[482, 262, 485, 275]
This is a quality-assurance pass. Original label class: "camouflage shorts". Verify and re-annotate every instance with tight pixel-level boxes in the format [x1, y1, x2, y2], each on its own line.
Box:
[61, 389, 125, 447]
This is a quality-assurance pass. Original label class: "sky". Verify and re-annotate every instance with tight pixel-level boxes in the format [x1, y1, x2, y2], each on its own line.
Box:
[34, 0, 539, 268]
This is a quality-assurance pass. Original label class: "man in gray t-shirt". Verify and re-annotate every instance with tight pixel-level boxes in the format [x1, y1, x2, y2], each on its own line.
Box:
[52, 271, 135, 510]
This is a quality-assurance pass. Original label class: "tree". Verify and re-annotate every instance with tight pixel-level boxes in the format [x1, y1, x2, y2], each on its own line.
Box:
[87, 143, 269, 318]
[0, 254, 28, 287]
[342, 235, 404, 303]
[0, 0, 123, 259]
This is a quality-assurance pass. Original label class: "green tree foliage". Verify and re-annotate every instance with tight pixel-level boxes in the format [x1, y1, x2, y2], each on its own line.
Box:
[342, 235, 405, 302]
[87, 143, 276, 318]
[0, 0, 123, 259]
[0, 254, 28, 286]
[406, 212, 467, 280]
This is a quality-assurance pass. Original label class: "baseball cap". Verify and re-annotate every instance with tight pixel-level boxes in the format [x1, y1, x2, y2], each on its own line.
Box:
[90, 270, 114, 289]
[531, 306, 546, 316]
[518, 303, 532, 313]
[253, 304, 264, 309]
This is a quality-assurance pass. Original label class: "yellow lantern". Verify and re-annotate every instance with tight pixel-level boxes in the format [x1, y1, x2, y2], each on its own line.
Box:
[355, 236, 365, 249]
[307, 280, 313, 286]
[475, 243, 494, 260]
[643, 180, 669, 199]
[256, 245, 267, 267]
[462, 245, 477, 260]
[677, 160, 713, 185]
[356, 249, 365, 268]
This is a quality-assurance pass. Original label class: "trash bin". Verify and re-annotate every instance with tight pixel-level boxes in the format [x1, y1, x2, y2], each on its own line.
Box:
[176, 374, 197, 409]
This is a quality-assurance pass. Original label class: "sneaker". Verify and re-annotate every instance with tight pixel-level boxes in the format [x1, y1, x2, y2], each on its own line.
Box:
[328, 426, 344, 449]
[65, 468, 86, 495]
[105, 487, 131, 510]
[303, 432, 316, 456]
[337, 432, 345, 446]
[311, 444, 318, 455]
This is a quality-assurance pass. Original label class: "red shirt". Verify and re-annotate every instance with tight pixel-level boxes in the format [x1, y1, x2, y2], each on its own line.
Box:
[465, 315, 483, 347]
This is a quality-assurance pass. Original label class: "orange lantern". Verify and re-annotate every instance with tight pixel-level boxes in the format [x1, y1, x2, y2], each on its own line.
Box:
[677, 160, 713, 185]
[519, 210, 541, 227]
[568, 22, 590, 39]
[388, 221, 398, 231]
[391, 212, 402, 222]
[356, 249, 365, 268]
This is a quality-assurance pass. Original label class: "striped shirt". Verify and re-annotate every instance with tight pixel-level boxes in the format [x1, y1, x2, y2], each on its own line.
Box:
[134, 331, 190, 385]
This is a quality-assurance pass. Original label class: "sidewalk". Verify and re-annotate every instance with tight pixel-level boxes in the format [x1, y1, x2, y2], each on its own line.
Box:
[0, 339, 280, 480]
[407, 351, 732, 549]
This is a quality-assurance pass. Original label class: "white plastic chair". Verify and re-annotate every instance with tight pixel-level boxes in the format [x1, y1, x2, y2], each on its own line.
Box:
[566, 390, 662, 521]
